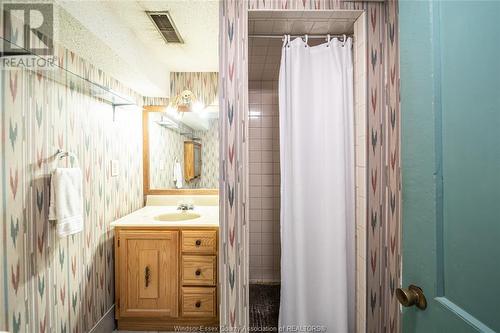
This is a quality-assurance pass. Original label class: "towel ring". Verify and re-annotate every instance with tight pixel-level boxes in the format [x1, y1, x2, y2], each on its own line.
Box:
[53, 149, 79, 168]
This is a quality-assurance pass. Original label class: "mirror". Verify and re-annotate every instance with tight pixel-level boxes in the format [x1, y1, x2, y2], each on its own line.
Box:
[144, 72, 219, 193]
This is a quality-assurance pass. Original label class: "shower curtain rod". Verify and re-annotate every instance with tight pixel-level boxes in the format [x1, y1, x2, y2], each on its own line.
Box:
[249, 34, 353, 39]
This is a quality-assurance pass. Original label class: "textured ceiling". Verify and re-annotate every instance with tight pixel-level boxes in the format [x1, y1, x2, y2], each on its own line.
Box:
[249, 10, 361, 35]
[56, 1, 169, 97]
[104, 1, 219, 72]
[248, 10, 362, 81]
[56, 0, 219, 98]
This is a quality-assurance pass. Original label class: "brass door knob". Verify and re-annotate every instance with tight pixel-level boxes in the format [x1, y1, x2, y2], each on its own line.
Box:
[396, 285, 427, 310]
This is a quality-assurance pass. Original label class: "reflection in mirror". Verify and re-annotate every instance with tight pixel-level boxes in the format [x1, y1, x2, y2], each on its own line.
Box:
[147, 72, 219, 191]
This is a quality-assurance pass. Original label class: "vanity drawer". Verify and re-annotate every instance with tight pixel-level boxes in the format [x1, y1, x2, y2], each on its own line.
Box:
[181, 287, 216, 318]
[182, 255, 216, 286]
[181, 230, 217, 254]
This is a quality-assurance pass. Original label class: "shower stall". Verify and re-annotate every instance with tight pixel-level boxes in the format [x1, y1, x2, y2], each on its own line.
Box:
[247, 10, 368, 332]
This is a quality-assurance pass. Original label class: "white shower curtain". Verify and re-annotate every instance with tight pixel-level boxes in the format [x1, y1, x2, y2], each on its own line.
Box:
[279, 37, 355, 332]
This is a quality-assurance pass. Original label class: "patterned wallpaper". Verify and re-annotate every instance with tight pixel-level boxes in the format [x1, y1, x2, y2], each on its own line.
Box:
[0, 43, 144, 333]
[385, 3, 401, 332]
[143, 96, 170, 106]
[219, 1, 249, 329]
[194, 119, 220, 189]
[149, 112, 187, 189]
[149, 114, 219, 189]
[220, 1, 401, 332]
[170, 72, 218, 107]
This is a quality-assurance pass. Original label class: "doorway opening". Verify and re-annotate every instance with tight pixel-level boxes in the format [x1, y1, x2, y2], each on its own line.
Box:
[246, 9, 367, 331]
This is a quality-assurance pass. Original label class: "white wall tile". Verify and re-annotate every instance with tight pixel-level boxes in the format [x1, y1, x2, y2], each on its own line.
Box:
[249, 81, 281, 283]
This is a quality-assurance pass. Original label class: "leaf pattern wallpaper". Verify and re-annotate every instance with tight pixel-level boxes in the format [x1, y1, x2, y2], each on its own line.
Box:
[155, 72, 220, 189]
[220, 0, 401, 332]
[170, 72, 219, 107]
[0, 43, 144, 332]
[219, 0, 249, 330]
[148, 112, 190, 189]
[193, 119, 220, 189]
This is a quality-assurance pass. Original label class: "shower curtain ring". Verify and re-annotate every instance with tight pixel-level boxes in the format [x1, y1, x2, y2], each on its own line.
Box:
[304, 34, 308, 47]
[342, 34, 347, 47]
[327, 34, 331, 47]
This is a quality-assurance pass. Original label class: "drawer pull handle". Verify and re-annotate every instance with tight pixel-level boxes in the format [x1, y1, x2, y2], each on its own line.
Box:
[195, 301, 201, 308]
[145, 266, 151, 287]
[195, 269, 201, 276]
[195, 239, 202, 246]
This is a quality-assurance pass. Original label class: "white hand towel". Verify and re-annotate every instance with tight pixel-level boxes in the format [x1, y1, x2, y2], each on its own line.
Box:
[48, 167, 83, 237]
[174, 162, 183, 189]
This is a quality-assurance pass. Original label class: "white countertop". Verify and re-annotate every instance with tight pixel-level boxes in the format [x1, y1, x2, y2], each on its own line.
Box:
[110, 205, 219, 228]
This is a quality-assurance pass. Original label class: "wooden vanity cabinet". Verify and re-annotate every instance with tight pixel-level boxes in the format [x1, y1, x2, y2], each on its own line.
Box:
[114, 227, 218, 331]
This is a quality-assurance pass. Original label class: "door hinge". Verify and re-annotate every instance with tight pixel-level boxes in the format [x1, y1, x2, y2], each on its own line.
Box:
[117, 239, 120, 247]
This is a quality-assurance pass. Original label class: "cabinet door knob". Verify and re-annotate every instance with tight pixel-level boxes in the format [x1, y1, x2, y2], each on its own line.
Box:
[195, 239, 202, 246]
[195, 269, 201, 276]
[195, 301, 201, 308]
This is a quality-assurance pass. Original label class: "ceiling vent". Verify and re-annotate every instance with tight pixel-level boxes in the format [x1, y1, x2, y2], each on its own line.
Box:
[147, 11, 184, 44]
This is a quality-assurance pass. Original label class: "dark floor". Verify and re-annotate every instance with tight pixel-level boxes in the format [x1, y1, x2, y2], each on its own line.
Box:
[249, 284, 280, 331]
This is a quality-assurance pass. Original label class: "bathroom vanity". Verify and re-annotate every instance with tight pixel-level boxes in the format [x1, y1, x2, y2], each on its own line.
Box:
[111, 196, 219, 331]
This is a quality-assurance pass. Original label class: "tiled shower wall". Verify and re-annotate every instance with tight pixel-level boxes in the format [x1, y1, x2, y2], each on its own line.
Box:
[249, 81, 281, 282]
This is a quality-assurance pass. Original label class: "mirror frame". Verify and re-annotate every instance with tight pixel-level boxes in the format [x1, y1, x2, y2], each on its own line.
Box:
[142, 106, 219, 195]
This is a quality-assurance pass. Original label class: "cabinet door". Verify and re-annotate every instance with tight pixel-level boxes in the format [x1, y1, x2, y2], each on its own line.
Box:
[118, 230, 179, 318]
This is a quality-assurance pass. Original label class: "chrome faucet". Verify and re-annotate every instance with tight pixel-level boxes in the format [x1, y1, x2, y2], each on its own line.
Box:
[177, 202, 194, 211]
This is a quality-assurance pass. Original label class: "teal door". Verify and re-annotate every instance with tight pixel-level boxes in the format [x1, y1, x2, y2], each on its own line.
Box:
[400, 0, 500, 332]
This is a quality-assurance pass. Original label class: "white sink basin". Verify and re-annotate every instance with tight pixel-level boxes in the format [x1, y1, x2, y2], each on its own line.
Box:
[154, 212, 201, 222]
